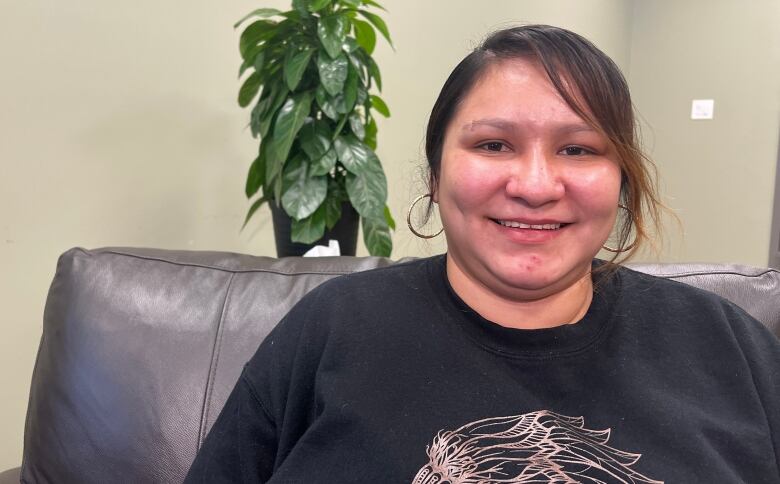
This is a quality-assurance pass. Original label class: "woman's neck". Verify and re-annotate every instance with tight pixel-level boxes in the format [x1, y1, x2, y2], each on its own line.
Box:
[446, 256, 593, 330]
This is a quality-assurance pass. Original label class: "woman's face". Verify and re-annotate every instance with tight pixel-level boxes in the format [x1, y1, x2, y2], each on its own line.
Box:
[435, 58, 622, 300]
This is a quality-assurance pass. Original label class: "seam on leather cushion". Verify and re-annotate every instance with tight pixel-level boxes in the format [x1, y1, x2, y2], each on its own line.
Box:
[97, 248, 361, 276]
[197, 272, 236, 449]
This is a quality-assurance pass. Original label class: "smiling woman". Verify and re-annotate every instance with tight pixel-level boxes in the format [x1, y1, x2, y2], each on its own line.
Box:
[185, 25, 780, 483]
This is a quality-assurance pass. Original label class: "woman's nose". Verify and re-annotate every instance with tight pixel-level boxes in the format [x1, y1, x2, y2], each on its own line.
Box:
[504, 148, 565, 207]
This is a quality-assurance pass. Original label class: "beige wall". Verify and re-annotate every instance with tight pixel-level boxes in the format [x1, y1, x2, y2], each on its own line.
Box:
[2, 0, 776, 470]
[628, 0, 780, 264]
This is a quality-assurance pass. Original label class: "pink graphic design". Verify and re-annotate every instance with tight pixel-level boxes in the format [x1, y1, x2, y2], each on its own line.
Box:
[412, 410, 662, 484]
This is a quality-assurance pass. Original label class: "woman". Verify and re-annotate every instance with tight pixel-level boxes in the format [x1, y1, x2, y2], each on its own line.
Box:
[186, 25, 780, 483]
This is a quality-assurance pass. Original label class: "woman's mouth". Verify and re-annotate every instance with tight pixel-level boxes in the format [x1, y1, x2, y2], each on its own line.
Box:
[492, 219, 566, 230]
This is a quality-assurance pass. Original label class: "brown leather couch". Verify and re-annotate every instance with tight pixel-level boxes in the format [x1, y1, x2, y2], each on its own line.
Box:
[3, 247, 779, 483]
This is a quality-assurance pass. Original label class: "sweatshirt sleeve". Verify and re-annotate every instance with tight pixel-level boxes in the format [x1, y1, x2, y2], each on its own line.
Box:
[728, 303, 780, 473]
[183, 371, 277, 483]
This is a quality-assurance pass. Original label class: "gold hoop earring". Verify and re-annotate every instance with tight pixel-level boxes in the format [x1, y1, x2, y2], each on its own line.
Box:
[602, 204, 637, 253]
[407, 194, 444, 239]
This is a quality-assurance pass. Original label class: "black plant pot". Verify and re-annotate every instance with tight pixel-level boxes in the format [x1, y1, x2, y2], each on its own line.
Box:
[270, 202, 360, 257]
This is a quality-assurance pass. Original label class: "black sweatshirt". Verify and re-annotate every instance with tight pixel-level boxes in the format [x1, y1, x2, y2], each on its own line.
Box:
[185, 255, 780, 483]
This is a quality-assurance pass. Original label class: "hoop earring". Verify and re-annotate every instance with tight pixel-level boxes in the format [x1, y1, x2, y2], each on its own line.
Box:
[602, 204, 637, 253]
[407, 194, 444, 239]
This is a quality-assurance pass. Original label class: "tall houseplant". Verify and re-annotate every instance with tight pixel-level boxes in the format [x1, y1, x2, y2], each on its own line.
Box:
[237, 0, 394, 256]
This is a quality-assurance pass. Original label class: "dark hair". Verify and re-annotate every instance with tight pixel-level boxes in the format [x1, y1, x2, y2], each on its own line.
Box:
[424, 25, 663, 261]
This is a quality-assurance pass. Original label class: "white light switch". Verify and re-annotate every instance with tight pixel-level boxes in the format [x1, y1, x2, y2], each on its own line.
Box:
[691, 99, 714, 120]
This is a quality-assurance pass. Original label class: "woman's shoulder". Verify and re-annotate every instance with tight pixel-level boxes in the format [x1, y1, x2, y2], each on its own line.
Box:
[613, 263, 776, 345]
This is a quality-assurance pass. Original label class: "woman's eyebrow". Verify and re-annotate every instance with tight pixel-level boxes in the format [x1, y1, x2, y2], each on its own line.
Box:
[462, 118, 516, 132]
[462, 119, 597, 135]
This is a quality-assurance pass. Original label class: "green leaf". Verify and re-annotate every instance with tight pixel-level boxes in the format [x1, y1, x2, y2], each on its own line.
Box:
[315, 85, 339, 120]
[366, 55, 382, 91]
[334, 134, 370, 174]
[300, 120, 332, 160]
[307, 0, 331, 12]
[317, 15, 347, 59]
[357, 10, 392, 48]
[342, 0, 361, 7]
[362, 216, 392, 256]
[323, 190, 343, 229]
[370, 94, 390, 117]
[384, 204, 396, 230]
[349, 112, 365, 140]
[343, 64, 359, 112]
[353, 19, 376, 55]
[292, 0, 310, 17]
[239, 45, 265, 77]
[362, 0, 387, 11]
[259, 84, 289, 139]
[281, 155, 328, 220]
[317, 51, 349, 96]
[356, 87, 367, 105]
[271, 91, 314, 163]
[284, 47, 314, 91]
[235, 8, 282, 29]
[291, 203, 327, 244]
[239, 20, 277, 59]
[242, 196, 268, 230]
[364, 116, 377, 149]
[310, 146, 338, 176]
[238, 71, 262, 107]
[346, 151, 387, 219]
[342, 37, 360, 54]
[245, 149, 266, 198]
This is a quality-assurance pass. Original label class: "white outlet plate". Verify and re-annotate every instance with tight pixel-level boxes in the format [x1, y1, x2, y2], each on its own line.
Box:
[691, 99, 715, 120]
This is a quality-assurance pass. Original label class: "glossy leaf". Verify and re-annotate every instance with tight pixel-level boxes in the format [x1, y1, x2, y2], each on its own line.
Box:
[307, 0, 331, 12]
[349, 112, 365, 140]
[317, 51, 348, 96]
[291, 203, 327, 243]
[352, 19, 376, 55]
[364, 117, 377, 149]
[342, 0, 361, 7]
[300, 120, 332, 160]
[334, 134, 370, 174]
[259, 85, 289, 139]
[271, 91, 313, 163]
[245, 149, 266, 198]
[370, 94, 390, 117]
[242, 196, 268, 229]
[323, 187, 343, 229]
[358, 10, 392, 48]
[362, 0, 387, 11]
[356, 87, 367, 105]
[362, 215, 392, 256]
[346, 152, 387, 219]
[317, 15, 347, 59]
[366, 55, 382, 91]
[281, 155, 328, 220]
[239, 45, 265, 77]
[310, 146, 338, 176]
[239, 20, 276, 59]
[384, 204, 396, 230]
[284, 47, 314, 91]
[292, 0, 310, 17]
[342, 37, 360, 54]
[235, 8, 282, 29]
[238, 72, 261, 107]
[343, 64, 359, 112]
[315, 85, 339, 120]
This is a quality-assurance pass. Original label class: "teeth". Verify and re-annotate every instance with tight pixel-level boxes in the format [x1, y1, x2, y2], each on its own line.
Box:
[497, 220, 561, 230]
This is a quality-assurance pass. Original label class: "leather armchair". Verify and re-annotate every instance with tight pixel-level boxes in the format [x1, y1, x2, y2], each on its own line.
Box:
[5, 247, 779, 483]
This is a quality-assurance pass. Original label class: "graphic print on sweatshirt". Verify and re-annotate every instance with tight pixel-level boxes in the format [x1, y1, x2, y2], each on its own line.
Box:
[412, 410, 662, 484]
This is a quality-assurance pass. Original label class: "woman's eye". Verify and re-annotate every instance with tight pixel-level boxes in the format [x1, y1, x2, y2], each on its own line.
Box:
[560, 146, 593, 156]
[480, 142, 506, 152]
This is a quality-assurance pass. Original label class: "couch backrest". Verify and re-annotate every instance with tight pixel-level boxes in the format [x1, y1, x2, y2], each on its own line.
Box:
[21, 248, 780, 483]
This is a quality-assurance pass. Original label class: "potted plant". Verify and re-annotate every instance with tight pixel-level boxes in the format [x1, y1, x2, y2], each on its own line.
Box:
[236, 0, 394, 257]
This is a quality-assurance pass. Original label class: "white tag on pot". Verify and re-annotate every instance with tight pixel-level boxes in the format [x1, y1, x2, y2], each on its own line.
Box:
[303, 239, 341, 257]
